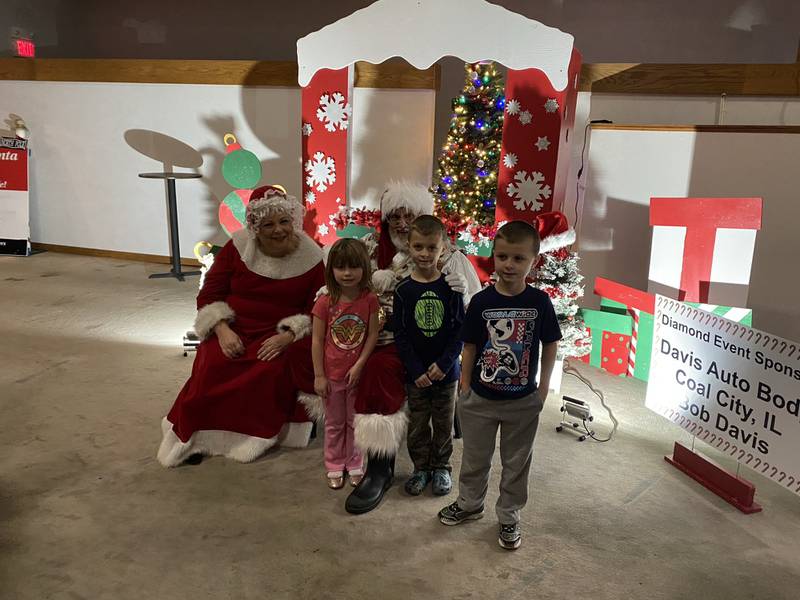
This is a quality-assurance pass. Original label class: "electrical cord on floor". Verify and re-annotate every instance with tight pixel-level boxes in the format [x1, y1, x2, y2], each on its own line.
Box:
[563, 357, 619, 442]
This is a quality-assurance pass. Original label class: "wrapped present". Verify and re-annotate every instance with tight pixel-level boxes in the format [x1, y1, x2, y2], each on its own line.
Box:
[593, 277, 753, 382]
[648, 197, 762, 306]
[579, 308, 632, 377]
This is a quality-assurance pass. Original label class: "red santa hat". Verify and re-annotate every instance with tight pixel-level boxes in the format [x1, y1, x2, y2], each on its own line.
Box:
[535, 211, 576, 253]
[378, 181, 434, 218]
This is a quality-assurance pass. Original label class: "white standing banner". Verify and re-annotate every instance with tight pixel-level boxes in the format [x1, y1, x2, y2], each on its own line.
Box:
[646, 294, 800, 497]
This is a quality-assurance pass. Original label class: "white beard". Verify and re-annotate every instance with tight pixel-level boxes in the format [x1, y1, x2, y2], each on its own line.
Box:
[389, 230, 409, 253]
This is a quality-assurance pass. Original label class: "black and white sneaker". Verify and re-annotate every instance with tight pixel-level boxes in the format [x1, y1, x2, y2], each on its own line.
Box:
[498, 522, 521, 550]
[438, 501, 484, 526]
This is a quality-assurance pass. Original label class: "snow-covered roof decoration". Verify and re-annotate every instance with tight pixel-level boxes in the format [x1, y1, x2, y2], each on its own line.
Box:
[297, 0, 574, 90]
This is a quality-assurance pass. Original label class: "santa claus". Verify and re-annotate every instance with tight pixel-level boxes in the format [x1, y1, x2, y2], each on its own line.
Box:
[299, 181, 482, 514]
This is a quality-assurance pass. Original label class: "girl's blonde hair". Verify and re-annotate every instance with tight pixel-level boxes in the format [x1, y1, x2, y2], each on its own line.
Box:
[325, 238, 373, 304]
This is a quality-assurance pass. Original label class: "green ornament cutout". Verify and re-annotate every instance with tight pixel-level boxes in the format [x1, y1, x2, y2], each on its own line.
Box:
[222, 133, 261, 189]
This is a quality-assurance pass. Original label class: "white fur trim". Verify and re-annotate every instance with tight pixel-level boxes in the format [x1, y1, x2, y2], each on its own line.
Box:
[371, 269, 397, 294]
[380, 181, 433, 218]
[299, 392, 325, 422]
[194, 301, 235, 340]
[157, 418, 312, 467]
[277, 314, 312, 340]
[157, 417, 277, 466]
[540, 228, 576, 254]
[353, 405, 409, 456]
[231, 229, 322, 280]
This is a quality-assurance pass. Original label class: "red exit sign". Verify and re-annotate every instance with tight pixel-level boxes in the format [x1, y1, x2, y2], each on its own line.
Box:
[14, 38, 35, 58]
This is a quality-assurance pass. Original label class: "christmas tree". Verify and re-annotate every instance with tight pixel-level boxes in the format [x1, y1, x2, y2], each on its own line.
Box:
[534, 245, 591, 359]
[433, 62, 505, 239]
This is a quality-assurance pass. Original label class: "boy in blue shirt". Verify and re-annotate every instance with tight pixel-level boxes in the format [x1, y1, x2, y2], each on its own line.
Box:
[394, 215, 465, 497]
[438, 221, 562, 550]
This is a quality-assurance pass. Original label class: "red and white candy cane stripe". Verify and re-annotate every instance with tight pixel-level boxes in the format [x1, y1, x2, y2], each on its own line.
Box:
[627, 307, 640, 377]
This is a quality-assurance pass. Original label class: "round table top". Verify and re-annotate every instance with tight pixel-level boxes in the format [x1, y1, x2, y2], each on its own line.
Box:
[138, 172, 202, 180]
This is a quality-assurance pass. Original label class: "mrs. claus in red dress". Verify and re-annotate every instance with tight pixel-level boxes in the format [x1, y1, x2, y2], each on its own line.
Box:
[158, 186, 324, 467]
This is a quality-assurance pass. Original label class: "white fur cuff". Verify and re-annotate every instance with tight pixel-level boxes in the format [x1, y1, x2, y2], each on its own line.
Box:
[277, 314, 312, 340]
[354, 405, 409, 456]
[194, 301, 235, 340]
[299, 392, 325, 422]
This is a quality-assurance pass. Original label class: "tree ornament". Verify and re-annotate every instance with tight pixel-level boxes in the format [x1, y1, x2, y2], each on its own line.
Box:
[221, 133, 261, 190]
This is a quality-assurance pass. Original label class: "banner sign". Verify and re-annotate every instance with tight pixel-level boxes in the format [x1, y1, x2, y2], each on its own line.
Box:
[646, 294, 800, 497]
[0, 137, 27, 150]
[0, 137, 30, 255]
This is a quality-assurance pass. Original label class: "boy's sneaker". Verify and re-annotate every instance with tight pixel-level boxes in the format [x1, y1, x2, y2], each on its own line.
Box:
[431, 469, 452, 496]
[438, 501, 484, 526]
[498, 522, 522, 550]
[404, 470, 431, 496]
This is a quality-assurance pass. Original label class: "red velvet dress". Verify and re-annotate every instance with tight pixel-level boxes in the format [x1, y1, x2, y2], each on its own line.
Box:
[160, 237, 324, 464]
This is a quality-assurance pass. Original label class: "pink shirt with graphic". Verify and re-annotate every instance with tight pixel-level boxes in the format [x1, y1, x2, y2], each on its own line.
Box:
[312, 290, 380, 382]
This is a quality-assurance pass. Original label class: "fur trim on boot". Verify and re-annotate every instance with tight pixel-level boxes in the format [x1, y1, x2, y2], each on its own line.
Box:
[353, 406, 409, 457]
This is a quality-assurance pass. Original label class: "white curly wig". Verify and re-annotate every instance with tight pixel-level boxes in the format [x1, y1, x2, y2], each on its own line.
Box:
[245, 185, 304, 236]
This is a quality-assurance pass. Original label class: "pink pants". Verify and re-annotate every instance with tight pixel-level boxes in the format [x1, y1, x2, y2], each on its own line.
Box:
[324, 380, 363, 474]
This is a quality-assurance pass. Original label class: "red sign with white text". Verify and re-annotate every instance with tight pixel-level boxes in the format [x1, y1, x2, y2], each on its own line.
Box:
[0, 147, 28, 191]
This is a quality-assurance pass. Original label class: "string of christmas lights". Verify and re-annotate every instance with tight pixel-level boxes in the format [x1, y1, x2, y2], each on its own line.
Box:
[433, 62, 504, 231]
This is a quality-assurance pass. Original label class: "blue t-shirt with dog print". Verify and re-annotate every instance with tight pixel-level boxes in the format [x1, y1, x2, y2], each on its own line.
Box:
[460, 284, 562, 400]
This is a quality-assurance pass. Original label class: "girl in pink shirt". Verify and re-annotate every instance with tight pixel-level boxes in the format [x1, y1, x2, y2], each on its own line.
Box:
[312, 239, 380, 489]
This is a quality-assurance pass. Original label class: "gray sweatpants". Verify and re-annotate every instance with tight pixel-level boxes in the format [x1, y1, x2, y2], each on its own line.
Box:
[456, 387, 543, 525]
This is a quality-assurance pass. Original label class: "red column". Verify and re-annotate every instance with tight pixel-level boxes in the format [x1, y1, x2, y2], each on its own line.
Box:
[301, 67, 352, 245]
[496, 48, 581, 223]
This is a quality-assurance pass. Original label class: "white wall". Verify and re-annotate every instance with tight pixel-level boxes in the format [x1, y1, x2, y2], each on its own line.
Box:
[579, 127, 800, 340]
[0, 81, 434, 258]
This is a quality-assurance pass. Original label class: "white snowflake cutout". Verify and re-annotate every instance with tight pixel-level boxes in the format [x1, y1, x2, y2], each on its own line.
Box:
[544, 98, 559, 113]
[465, 242, 479, 255]
[518, 110, 532, 125]
[477, 233, 492, 248]
[505, 99, 521, 115]
[335, 197, 342, 204]
[318, 223, 330, 236]
[535, 136, 551, 151]
[328, 212, 338, 225]
[458, 230, 474, 243]
[305, 190, 316, 204]
[502, 153, 518, 169]
[302, 122, 313, 136]
[506, 170, 552, 212]
[316, 92, 351, 132]
[304, 151, 336, 193]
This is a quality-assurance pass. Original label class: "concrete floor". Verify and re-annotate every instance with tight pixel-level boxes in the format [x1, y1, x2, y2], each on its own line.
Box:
[2, 251, 800, 600]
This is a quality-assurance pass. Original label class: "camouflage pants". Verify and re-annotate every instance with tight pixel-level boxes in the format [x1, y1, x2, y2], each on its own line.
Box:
[405, 381, 458, 472]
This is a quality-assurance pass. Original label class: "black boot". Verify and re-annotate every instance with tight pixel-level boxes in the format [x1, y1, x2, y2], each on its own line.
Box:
[345, 453, 395, 514]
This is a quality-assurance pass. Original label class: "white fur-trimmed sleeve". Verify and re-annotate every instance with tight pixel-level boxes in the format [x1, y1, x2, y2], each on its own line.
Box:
[277, 314, 312, 340]
[194, 301, 235, 340]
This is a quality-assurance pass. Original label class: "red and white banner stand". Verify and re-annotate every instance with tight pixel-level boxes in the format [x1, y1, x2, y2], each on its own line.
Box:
[0, 137, 30, 255]
[496, 48, 581, 223]
[300, 67, 353, 246]
[648, 197, 763, 306]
